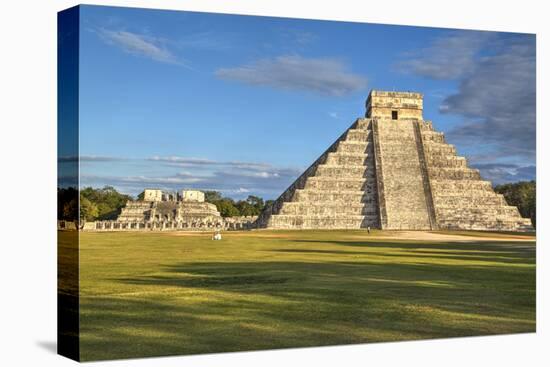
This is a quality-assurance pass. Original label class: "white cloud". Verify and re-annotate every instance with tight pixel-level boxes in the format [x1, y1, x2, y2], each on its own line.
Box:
[398, 32, 536, 166]
[215, 55, 367, 96]
[98, 29, 180, 65]
[471, 163, 535, 185]
[442, 36, 536, 160]
[148, 156, 272, 171]
[79, 156, 303, 199]
[396, 31, 494, 79]
[254, 171, 279, 178]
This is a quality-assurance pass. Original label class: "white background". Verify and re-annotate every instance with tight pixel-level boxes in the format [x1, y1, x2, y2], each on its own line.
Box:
[0, 0, 547, 365]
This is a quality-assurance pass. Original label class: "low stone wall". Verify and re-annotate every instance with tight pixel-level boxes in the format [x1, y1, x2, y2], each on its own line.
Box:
[78, 215, 258, 232]
[223, 216, 258, 230]
[84, 220, 222, 231]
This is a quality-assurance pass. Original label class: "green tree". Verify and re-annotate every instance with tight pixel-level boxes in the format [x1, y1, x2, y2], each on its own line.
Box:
[246, 195, 264, 214]
[204, 190, 223, 203]
[235, 200, 256, 216]
[79, 195, 98, 222]
[216, 198, 240, 217]
[202, 191, 273, 217]
[494, 180, 536, 227]
[79, 186, 132, 221]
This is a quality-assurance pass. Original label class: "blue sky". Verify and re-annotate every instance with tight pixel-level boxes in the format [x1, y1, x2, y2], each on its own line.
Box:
[72, 5, 536, 199]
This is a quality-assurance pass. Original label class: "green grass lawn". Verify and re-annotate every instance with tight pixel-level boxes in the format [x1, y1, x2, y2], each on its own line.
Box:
[70, 230, 536, 361]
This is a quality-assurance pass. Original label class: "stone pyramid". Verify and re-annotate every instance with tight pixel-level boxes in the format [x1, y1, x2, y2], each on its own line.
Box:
[256, 90, 533, 231]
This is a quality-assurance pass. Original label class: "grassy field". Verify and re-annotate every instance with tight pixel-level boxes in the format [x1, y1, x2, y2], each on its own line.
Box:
[70, 230, 535, 361]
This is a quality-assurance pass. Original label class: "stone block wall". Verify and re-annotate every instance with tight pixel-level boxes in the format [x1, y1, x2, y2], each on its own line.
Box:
[117, 199, 221, 223]
[118, 201, 155, 222]
[366, 91, 423, 120]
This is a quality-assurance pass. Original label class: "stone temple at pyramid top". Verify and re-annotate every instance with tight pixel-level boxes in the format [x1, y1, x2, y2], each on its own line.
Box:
[366, 90, 423, 120]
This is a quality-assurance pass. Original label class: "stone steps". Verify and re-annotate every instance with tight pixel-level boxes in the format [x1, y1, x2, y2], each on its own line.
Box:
[426, 153, 463, 160]
[437, 220, 533, 231]
[376, 160, 431, 169]
[354, 118, 372, 129]
[336, 141, 371, 153]
[267, 214, 379, 229]
[427, 157, 467, 168]
[430, 180, 494, 191]
[279, 203, 378, 216]
[375, 119, 434, 230]
[424, 144, 456, 155]
[325, 152, 373, 166]
[421, 131, 446, 143]
[304, 177, 373, 191]
[315, 165, 371, 177]
[378, 138, 417, 144]
[435, 207, 521, 218]
[345, 129, 372, 142]
[433, 194, 507, 204]
[428, 168, 481, 180]
[292, 189, 376, 202]
[433, 190, 503, 197]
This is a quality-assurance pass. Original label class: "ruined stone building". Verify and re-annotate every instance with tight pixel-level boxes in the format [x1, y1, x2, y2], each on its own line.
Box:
[85, 189, 257, 231]
[256, 90, 533, 231]
[106, 189, 224, 230]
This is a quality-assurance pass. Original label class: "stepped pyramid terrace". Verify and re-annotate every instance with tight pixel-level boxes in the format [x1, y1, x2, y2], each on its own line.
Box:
[117, 189, 221, 223]
[256, 90, 533, 231]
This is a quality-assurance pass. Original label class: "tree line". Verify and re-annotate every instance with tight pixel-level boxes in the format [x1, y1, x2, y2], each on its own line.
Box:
[57, 186, 274, 221]
[203, 191, 273, 217]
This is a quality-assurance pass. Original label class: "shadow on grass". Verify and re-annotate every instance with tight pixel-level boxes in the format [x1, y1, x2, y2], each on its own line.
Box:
[292, 239, 536, 252]
[432, 230, 536, 238]
[268, 248, 534, 265]
[79, 240, 535, 361]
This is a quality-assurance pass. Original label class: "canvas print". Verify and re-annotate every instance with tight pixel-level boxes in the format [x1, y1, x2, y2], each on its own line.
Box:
[58, 4, 536, 362]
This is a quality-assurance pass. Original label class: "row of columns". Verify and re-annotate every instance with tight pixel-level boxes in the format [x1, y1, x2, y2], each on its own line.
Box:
[94, 220, 225, 231]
